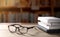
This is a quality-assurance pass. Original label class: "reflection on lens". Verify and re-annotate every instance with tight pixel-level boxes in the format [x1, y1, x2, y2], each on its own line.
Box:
[14, 25, 20, 27]
[19, 27, 27, 34]
[8, 26, 16, 33]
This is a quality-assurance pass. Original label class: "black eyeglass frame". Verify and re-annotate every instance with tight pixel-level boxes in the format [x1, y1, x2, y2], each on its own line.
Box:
[8, 24, 36, 34]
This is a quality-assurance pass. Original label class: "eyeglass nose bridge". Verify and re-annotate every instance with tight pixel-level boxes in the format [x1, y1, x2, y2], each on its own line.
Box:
[15, 27, 20, 31]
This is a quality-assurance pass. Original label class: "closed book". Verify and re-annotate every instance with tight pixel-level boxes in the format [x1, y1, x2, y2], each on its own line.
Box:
[8, 12, 16, 23]
[31, 0, 40, 10]
[38, 22, 60, 29]
[21, 13, 29, 23]
[16, 13, 21, 22]
[38, 17, 60, 24]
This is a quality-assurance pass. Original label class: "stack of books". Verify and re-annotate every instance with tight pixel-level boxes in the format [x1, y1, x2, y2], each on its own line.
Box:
[38, 17, 60, 33]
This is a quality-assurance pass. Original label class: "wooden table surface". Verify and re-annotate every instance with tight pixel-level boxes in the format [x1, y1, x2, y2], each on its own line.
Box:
[0, 23, 60, 37]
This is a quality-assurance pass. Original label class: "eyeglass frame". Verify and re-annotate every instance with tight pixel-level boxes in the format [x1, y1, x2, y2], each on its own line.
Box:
[8, 24, 36, 34]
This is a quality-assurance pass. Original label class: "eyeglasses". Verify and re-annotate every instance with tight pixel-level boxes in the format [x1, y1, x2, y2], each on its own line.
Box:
[8, 24, 36, 35]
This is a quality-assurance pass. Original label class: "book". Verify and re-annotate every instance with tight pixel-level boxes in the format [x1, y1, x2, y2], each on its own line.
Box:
[21, 12, 29, 23]
[16, 13, 21, 22]
[31, 0, 40, 10]
[55, 0, 60, 6]
[8, 12, 16, 23]
[40, 0, 49, 6]
[29, 13, 36, 23]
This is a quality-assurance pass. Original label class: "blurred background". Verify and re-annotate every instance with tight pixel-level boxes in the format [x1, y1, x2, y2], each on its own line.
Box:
[0, 0, 60, 23]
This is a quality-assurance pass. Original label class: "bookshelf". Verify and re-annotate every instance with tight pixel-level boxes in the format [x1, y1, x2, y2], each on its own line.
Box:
[0, 0, 59, 23]
[54, 0, 60, 18]
[40, 0, 50, 7]
[54, 0, 60, 7]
